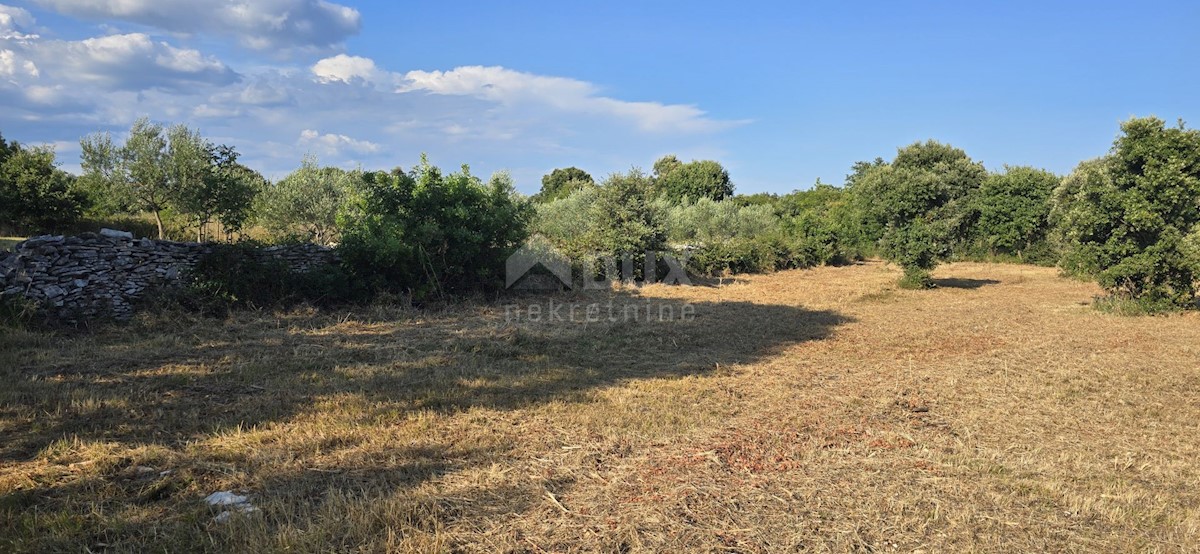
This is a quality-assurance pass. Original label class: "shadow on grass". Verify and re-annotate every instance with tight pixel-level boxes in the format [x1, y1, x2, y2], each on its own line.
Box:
[0, 289, 850, 550]
[0, 290, 850, 461]
[933, 278, 1001, 289]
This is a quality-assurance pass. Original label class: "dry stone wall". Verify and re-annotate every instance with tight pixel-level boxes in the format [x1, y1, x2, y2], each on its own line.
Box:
[0, 229, 337, 323]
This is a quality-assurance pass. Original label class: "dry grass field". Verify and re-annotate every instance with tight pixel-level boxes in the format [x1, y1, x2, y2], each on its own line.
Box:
[2, 261, 1199, 552]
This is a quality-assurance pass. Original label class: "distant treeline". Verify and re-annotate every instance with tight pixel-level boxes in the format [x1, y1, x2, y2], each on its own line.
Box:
[1, 116, 1197, 313]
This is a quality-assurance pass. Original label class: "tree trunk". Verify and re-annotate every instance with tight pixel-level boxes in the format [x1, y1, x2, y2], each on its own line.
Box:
[153, 210, 165, 240]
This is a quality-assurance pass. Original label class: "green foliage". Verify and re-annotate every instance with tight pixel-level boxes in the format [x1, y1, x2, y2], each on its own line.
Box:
[337, 159, 533, 298]
[961, 166, 1059, 263]
[687, 237, 783, 276]
[167, 127, 263, 241]
[532, 169, 669, 280]
[850, 141, 985, 287]
[0, 138, 83, 234]
[777, 182, 871, 264]
[652, 155, 734, 201]
[81, 118, 172, 238]
[533, 166, 594, 203]
[79, 119, 257, 240]
[884, 220, 946, 288]
[660, 197, 784, 276]
[532, 186, 600, 257]
[256, 156, 356, 244]
[584, 169, 668, 261]
[662, 197, 779, 245]
[1053, 117, 1200, 311]
[731, 192, 779, 208]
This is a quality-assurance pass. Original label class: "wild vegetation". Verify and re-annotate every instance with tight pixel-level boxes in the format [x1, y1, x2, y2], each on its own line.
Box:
[3, 115, 1198, 312]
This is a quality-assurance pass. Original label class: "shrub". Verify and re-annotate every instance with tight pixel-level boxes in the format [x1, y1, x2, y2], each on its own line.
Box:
[1053, 117, 1200, 312]
[960, 166, 1058, 264]
[779, 184, 870, 265]
[337, 161, 532, 298]
[532, 186, 600, 258]
[0, 142, 84, 235]
[0, 294, 38, 329]
[850, 141, 985, 287]
[687, 237, 782, 276]
[581, 170, 668, 279]
[662, 197, 779, 245]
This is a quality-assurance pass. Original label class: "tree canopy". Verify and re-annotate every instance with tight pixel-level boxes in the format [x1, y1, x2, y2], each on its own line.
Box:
[534, 166, 594, 203]
[652, 155, 734, 201]
[851, 141, 986, 287]
[1054, 117, 1200, 310]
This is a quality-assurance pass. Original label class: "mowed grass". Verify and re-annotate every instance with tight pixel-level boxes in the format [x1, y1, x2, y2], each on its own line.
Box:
[2, 261, 1199, 552]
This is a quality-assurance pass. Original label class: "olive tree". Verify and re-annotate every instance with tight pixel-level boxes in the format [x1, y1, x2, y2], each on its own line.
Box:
[81, 119, 259, 240]
[256, 156, 357, 244]
[81, 118, 172, 238]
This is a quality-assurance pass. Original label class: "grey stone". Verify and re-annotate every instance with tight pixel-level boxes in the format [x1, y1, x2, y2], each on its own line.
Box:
[100, 228, 134, 240]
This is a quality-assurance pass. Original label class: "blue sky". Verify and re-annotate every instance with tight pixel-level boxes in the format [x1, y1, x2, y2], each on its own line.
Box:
[1, 1, 1197, 195]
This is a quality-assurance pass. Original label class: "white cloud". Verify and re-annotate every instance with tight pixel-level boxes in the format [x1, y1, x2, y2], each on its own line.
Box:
[192, 103, 241, 118]
[1, 17, 740, 191]
[298, 129, 380, 155]
[307, 57, 741, 134]
[311, 54, 383, 84]
[26, 33, 239, 90]
[0, 4, 37, 40]
[0, 48, 38, 79]
[396, 65, 739, 133]
[31, 0, 360, 51]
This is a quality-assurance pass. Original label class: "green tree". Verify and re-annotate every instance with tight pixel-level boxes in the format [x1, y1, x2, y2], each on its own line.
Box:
[166, 124, 215, 241]
[964, 166, 1058, 260]
[532, 186, 599, 257]
[0, 141, 83, 233]
[170, 133, 263, 241]
[652, 155, 734, 201]
[80, 118, 172, 238]
[1053, 117, 1200, 311]
[585, 169, 667, 277]
[851, 141, 986, 288]
[338, 157, 532, 297]
[256, 156, 356, 244]
[534, 166, 594, 202]
[778, 182, 869, 265]
[81, 120, 258, 241]
[0, 132, 16, 163]
[209, 146, 265, 238]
